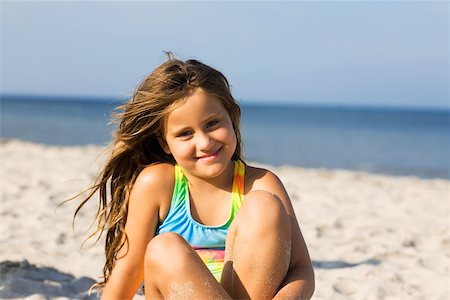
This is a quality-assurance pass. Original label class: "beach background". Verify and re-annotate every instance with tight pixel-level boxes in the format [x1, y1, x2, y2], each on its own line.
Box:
[1, 1, 449, 299]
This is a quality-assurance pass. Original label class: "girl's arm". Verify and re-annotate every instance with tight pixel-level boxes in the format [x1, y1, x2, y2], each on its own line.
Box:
[251, 169, 315, 299]
[101, 164, 173, 299]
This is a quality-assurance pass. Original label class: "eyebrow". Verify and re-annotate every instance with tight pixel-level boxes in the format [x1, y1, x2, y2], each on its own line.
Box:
[203, 113, 222, 122]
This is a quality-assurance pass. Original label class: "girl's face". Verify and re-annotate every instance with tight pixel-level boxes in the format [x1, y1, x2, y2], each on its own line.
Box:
[162, 88, 237, 180]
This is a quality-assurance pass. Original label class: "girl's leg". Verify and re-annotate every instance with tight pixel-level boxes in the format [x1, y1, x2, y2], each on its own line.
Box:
[221, 190, 292, 299]
[144, 232, 231, 299]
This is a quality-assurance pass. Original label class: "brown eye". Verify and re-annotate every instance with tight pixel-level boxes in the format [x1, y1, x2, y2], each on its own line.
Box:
[207, 119, 220, 128]
[177, 130, 193, 138]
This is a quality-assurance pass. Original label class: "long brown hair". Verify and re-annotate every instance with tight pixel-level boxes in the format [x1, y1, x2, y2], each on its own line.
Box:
[74, 53, 243, 288]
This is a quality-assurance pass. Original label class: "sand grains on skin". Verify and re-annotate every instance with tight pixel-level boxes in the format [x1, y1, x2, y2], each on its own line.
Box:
[0, 140, 449, 299]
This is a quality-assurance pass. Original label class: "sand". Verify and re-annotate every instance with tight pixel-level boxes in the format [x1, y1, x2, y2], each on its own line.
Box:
[0, 139, 449, 299]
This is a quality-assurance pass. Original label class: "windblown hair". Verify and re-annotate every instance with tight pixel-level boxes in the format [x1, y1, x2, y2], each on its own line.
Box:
[74, 53, 243, 288]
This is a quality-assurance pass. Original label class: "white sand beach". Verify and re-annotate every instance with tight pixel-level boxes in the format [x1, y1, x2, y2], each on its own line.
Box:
[0, 139, 449, 299]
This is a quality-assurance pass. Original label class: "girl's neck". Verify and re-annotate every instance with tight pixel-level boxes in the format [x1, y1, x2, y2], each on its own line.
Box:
[184, 160, 235, 194]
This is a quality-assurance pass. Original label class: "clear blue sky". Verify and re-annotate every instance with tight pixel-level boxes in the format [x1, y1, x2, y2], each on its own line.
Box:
[1, 1, 449, 108]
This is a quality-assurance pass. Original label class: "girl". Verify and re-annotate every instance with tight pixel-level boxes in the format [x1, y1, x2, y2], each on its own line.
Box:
[75, 54, 314, 299]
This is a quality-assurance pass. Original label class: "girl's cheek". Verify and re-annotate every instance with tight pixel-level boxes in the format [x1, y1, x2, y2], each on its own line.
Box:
[216, 126, 234, 139]
[174, 141, 194, 155]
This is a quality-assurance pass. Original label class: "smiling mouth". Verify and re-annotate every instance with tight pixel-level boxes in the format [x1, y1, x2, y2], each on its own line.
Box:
[196, 147, 222, 160]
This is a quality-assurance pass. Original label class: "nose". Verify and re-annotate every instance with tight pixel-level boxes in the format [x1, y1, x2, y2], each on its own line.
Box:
[197, 131, 213, 151]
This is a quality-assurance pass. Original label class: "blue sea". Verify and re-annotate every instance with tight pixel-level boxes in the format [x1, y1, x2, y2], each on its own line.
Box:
[1, 95, 449, 179]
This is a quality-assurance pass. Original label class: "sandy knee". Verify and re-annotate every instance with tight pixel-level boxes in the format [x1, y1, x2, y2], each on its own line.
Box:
[227, 190, 291, 243]
[145, 232, 189, 270]
[241, 190, 288, 224]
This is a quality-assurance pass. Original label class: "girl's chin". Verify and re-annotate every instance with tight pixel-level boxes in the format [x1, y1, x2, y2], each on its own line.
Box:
[194, 160, 233, 178]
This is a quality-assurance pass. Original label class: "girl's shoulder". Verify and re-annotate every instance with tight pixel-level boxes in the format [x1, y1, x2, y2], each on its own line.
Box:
[244, 164, 285, 193]
[137, 162, 175, 181]
[132, 163, 175, 208]
[135, 162, 175, 188]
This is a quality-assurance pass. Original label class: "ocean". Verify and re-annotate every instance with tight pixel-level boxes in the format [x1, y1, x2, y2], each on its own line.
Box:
[1, 95, 449, 179]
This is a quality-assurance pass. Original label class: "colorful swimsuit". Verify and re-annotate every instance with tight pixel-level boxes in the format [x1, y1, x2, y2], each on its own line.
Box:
[156, 160, 245, 282]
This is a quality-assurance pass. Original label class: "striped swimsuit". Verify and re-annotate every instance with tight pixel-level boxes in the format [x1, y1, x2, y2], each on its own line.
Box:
[156, 160, 245, 282]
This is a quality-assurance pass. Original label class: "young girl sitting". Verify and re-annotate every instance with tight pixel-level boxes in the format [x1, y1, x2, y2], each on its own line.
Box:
[75, 54, 314, 299]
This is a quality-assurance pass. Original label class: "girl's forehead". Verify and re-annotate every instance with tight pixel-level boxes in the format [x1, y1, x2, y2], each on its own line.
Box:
[164, 89, 229, 128]
[170, 90, 225, 116]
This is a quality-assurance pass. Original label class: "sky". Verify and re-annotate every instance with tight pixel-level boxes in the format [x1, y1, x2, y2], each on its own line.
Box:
[1, 0, 449, 109]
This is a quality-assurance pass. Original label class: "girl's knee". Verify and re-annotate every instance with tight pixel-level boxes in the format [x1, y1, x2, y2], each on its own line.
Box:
[230, 190, 291, 238]
[145, 232, 189, 271]
[242, 190, 288, 223]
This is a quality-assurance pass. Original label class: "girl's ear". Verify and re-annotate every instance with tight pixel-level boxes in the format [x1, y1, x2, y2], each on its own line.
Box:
[158, 136, 171, 154]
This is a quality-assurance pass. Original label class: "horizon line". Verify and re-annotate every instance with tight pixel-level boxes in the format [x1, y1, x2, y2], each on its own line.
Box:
[1, 93, 449, 113]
